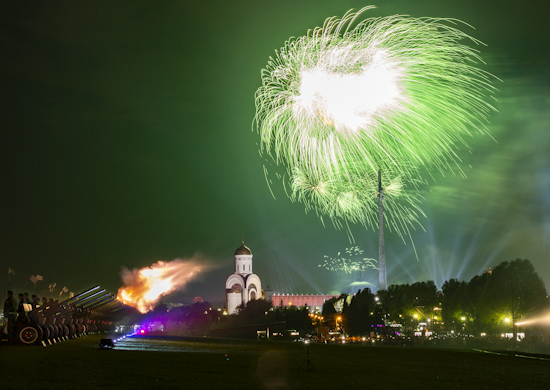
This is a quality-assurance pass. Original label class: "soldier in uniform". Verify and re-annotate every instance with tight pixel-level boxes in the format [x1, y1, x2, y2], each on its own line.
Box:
[3, 290, 17, 341]
[17, 293, 26, 323]
[32, 295, 40, 310]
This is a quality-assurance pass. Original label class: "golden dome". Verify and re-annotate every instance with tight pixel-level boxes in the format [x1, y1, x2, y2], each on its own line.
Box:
[234, 242, 251, 256]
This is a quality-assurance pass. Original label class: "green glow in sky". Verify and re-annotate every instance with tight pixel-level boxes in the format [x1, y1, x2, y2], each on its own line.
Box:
[255, 7, 496, 185]
[1, 1, 549, 300]
[255, 6, 497, 290]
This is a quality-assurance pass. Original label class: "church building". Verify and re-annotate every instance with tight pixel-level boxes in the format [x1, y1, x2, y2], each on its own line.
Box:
[225, 240, 262, 315]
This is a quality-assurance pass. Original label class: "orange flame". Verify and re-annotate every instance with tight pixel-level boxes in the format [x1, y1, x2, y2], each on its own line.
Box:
[117, 258, 205, 313]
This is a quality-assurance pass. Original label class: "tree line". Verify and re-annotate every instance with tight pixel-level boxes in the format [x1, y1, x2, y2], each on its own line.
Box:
[322, 258, 549, 336]
[127, 258, 548, 337]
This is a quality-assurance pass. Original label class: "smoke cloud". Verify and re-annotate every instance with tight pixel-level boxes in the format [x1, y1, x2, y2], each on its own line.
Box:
[117, 256, 210, 313]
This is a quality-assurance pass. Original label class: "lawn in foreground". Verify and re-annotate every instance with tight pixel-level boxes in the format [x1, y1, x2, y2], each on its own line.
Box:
[0, 334, 548, 389]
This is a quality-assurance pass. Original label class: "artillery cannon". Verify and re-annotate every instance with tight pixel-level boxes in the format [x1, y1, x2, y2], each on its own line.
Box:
[13, 286, 134, 345]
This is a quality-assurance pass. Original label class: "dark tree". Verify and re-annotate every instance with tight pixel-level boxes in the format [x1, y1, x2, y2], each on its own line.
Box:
[442, 278, 467, 332]
[379, 284, 412, 321]
[478, 259, 548, 334]
[322, 296, 338, 327]
[239, 299, 272, 321]
[462, 272, 491, 333]
[343, 288, 377, 335]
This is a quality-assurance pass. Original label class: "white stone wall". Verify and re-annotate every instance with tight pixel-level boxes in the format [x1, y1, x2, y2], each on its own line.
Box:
[227, 292, 242, 315]
[234, 255, 252, 275]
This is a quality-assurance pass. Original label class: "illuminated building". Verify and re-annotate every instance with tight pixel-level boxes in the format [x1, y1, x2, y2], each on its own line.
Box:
[271, 294, 340, 312]
[225, 239, 262, 315]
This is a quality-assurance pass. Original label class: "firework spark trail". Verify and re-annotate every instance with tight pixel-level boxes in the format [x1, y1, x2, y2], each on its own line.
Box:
[254, 5, 496, 243]
[255, 7, 497, 179]
[290, 163, 425, 241]
[319, 246, 378, 274]
[117, 258, 207, 314]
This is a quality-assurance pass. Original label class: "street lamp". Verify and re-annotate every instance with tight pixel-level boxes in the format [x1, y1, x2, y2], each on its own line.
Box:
[460, 316, 467, 332]
[336, 316, 342, 332]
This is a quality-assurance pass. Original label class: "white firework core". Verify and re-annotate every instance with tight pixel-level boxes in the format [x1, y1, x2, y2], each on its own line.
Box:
[293, 47, 406, 135]
[255, 6, 497, 239]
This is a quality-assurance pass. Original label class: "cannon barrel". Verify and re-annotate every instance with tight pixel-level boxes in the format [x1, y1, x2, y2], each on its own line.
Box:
[86, 299, 121, 315]
[13, 285, 134, 345]
[31, 288, 106, 317]
[81, 295, 114, 310]
[59, 286, 101, 305]
[76, 294, 112, 311]
[73, 296, 117, 319]
[68, 288, 107, 306]
[89, 301, 124, 317]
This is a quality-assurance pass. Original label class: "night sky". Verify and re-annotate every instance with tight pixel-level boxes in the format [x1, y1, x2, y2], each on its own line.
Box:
[1, 0, 549, 305]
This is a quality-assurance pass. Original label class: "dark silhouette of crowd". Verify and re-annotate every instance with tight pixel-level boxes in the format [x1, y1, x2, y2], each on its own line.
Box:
[2, 290, 56, 342]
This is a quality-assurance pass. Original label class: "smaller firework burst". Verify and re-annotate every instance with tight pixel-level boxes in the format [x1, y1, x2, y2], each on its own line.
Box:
[289, 163, 425, 244]
[319, 246, 378, 275]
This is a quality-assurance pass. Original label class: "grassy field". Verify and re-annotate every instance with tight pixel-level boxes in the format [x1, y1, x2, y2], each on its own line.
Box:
[1, 334, 549, 390]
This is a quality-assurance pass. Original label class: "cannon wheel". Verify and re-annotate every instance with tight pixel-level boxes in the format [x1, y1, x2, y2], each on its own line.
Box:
[68, 324, 76, 338]
[56, 324, 64, 338]
[41, 325, 51, 340]
[18, 325, 40, 345]
[75, 323, 84, 335]
[49, 324, 58, 339]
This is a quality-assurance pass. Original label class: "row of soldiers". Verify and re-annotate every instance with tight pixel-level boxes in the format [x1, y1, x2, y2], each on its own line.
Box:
[2, 290, 58, 341]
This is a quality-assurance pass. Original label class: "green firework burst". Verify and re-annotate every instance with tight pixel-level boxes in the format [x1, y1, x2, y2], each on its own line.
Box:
[289, 163, 425, 243]
[319, 246, 378, 275]
[254, 6, 497, 183]
[254, 6, 496, 241]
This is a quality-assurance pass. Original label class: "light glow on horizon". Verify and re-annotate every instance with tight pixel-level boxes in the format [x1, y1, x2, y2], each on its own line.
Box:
[515, 313, 550, 327]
